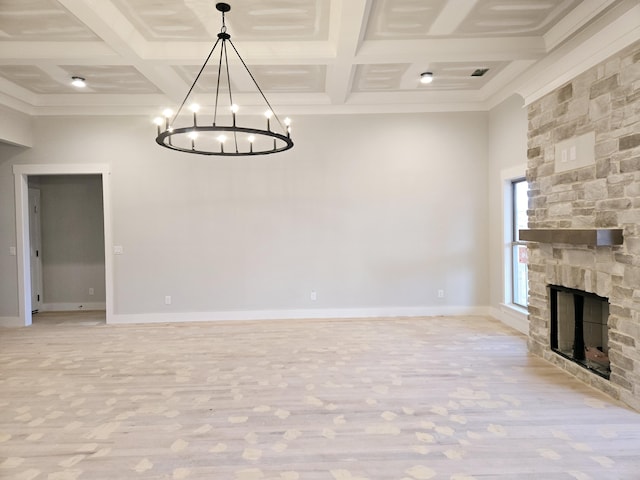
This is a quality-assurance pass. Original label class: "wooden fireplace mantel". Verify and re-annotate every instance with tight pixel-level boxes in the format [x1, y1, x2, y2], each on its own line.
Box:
[519, 229, 624, 246]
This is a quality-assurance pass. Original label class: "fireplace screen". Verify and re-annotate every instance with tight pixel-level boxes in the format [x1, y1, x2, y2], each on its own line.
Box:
[549, 285, 610, 379]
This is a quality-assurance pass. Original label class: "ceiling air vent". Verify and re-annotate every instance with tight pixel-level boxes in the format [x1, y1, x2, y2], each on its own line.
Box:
[471, 68, 489, 77]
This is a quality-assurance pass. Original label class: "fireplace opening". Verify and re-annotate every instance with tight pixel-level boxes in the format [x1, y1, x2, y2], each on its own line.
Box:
[549, 285, 610, 379]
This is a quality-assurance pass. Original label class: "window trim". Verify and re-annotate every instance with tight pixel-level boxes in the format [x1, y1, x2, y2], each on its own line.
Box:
[511, 178, 528, 308]
[500, 165, 528, 312]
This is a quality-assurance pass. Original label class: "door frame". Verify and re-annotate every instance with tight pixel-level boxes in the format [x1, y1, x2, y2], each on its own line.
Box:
[13, 164, 113, 326]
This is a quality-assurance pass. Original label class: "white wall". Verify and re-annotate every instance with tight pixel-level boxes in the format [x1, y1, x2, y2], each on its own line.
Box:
[30, 175, 105, 310]
[1, 111, 490, 323]
[487, 94, 529, 333]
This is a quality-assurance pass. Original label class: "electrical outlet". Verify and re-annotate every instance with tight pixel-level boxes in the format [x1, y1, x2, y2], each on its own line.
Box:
[89, 287, 94, 296]
[164, 295, 172, 305]
[437, 289, 445, 298]
[310, 290, 317, 301]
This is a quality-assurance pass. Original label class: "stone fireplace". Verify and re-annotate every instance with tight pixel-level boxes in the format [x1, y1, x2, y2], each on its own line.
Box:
[524, 40, 640, 411]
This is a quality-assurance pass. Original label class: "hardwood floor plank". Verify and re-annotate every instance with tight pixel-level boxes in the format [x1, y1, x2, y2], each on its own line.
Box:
[1, 315, 639, 479]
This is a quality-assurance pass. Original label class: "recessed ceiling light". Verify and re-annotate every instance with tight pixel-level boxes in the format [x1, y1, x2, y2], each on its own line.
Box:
[71, 76, 86, 88]
[420, 72, 433, 84]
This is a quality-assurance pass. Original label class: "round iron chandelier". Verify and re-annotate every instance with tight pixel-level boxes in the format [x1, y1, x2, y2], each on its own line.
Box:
[154, 2, 294, 156]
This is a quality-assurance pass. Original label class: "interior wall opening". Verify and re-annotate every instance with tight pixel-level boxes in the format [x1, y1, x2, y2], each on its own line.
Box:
[28, 174, 106, 323]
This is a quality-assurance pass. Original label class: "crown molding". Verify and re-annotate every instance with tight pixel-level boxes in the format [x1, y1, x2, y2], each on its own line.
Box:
[515, 1, 640, 106]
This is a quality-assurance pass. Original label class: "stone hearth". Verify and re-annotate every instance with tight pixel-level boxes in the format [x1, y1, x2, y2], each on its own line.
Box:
[525, 40, 640, 411]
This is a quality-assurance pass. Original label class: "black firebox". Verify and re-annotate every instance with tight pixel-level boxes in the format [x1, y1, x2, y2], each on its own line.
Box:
[549, 285, 610, 379]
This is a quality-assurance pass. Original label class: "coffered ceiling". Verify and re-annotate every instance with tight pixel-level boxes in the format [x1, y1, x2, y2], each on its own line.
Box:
[0, 0, 634, 116]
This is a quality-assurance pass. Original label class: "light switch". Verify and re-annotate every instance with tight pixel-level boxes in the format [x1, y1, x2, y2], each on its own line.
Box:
[9, 246, 16, 256]
[113, 245, 123, 255]
[554, 132, 595, 173]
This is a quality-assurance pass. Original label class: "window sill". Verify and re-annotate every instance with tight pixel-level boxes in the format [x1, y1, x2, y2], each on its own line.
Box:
[502, 303, 528, 316]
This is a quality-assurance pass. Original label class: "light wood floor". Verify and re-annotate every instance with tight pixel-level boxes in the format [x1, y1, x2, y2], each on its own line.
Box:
[1, 314, 639, 479]
[31, 310, 106, 327]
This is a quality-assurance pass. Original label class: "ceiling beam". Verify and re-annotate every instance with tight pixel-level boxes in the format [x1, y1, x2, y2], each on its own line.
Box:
[326, 0, 371, 105]
[138, 42, 336, 64]
[355, 37, 545, 63]
[0, 42, 117, 63]
[357, 37, 546, 63]
[428, 0, 479, 36]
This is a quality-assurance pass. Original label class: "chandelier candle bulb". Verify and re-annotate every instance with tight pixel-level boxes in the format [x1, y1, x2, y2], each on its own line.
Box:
[265, 110, 273, 132]
[153, 117, 163, 136]
[217, 134, 226, 153]
[162, 108, 173, 130]
[190, 103, 200, 125]
[231, 104, 239, 126]
[188, 131, 198, 151]
[284, 117, 291, 136]
[152, 2, 293, 156]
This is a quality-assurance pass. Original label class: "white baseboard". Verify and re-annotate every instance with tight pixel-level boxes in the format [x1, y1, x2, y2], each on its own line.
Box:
[40, 302, 106, 312]
[0, 316, 23, 327]
[490, 304, 529, 335]
[109, 305, 492, 325]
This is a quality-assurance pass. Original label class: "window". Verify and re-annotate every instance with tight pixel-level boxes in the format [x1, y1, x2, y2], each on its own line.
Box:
[511, 178, 528, 307]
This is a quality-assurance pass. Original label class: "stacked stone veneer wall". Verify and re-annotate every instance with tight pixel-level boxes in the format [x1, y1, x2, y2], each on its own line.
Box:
[526, 40, 640, 411]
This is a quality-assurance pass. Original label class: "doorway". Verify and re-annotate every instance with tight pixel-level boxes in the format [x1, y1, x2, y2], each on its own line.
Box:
[13, 164, 113, 326]
[29, 174, 106, 313]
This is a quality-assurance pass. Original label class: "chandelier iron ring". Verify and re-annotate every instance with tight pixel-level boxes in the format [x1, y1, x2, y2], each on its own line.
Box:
[156, 125, 293, 157]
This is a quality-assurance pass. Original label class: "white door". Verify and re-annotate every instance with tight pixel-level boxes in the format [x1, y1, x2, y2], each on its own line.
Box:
[28, 188, 43, 313]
